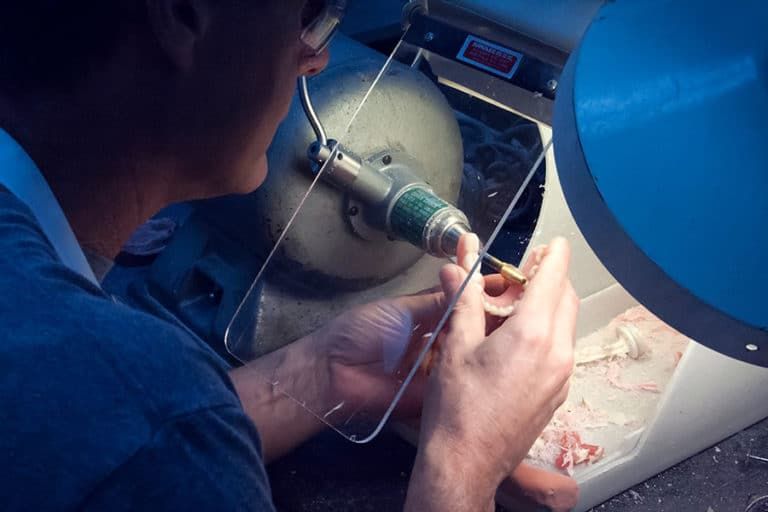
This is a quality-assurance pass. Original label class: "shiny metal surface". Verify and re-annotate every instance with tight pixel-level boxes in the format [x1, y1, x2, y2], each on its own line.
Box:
[298, 76, 328, 147]
[308, 143, 394, 205]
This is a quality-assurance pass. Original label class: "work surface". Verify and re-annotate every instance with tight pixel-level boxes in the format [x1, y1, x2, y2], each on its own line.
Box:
[268, 419, 768, 512]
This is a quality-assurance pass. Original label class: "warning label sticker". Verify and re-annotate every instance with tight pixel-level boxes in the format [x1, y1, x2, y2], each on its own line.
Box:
[456, 35, 523, 80]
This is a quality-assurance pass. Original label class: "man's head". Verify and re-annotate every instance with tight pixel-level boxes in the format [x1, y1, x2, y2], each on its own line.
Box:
[0, 0, 334, 199]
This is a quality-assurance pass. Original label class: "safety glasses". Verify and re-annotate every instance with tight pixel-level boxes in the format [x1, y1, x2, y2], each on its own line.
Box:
[301, 0, 347, 54]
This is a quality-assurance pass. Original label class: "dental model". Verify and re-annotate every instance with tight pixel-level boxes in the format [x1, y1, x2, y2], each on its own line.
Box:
[574, 325, 648, 365]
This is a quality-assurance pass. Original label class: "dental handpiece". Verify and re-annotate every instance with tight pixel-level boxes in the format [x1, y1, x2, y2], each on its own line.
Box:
[297, 77, 527, 285]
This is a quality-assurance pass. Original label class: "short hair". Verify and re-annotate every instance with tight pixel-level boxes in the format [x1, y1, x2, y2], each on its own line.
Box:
[0, 1, 143, 96]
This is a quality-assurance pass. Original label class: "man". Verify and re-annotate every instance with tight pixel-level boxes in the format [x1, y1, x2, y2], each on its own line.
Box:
[0, 1, 577, 510]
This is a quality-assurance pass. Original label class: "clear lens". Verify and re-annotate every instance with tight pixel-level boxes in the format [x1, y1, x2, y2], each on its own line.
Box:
[301, 1, 346, 53]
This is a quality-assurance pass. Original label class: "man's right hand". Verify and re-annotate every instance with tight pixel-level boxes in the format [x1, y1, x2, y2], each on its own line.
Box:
[405, 236, 579, 511]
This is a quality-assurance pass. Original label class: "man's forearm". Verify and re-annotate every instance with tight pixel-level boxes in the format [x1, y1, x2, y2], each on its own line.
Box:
[405, 434, 500, 512]
[229, 333, 331, 463]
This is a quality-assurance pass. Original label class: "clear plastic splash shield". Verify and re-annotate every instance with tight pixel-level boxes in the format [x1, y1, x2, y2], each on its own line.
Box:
[225, 32, 552, 442]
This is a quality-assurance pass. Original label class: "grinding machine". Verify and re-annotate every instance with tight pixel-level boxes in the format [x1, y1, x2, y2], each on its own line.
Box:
[124, 0, 768, 509]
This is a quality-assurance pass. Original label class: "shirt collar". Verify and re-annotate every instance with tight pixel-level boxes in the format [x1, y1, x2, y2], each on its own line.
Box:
[0, 127, 99, 286]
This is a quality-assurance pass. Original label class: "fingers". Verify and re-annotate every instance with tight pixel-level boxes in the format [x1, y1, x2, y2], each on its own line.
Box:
[457, 233, 485, 289]
[439, 262, 486, 352]
[520, 244, 547, 276]
[408, 285, 443, 296]
[483, 274, 520, 297]
[532, 280, 578, 409]
[503, 463, 580, 511]
[515, 237, 571, 326]
[483, 274, 506, 294]
[550, 280, 579, 369]
[394, 291, 445, 331]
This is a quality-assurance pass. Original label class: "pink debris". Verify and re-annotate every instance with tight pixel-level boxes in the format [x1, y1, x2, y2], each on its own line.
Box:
[554, 431, 604, 475]
[636, 381, 661, 393]
[605, 361, 662, 393]
[524, 304, 687, 475]
[527, 402, 609, 474]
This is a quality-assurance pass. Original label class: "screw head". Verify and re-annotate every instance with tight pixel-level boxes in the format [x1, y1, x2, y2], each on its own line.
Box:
[348, 206, 359, 216]
[424, 32, 435, 42]
[546, 79, 558, 91]
[746, 343, 760, 352]
[382, 155, 392, 165]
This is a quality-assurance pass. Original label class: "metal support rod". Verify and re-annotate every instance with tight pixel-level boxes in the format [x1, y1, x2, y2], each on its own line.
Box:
[298, 76, 328, 147]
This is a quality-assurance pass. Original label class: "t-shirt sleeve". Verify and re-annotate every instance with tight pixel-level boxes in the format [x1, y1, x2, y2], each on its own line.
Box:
[78, 405, 276, 512]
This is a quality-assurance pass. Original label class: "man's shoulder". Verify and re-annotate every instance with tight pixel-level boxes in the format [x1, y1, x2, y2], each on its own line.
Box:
[0, 241, 240, 422]
[0, 188, 236, 409]
[0, 189, 258, 508]
[0, 289, 258, 509]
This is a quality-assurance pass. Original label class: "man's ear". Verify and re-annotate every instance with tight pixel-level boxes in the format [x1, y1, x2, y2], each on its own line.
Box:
[299, 48, 331, 77]
[146, 0, 212, 71]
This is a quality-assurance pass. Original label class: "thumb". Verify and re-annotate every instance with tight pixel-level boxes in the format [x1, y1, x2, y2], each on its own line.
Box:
[392, 290, 445, 331]
[439, 262, 486, 353]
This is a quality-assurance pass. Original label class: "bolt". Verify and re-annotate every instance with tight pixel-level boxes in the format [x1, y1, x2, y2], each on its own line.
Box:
[424, 32, 435, 42]
[348, 206, 359, 216]
[382, 155, 392, 165]
[546, 79, 558, 91]
[746, 343, 760, 352]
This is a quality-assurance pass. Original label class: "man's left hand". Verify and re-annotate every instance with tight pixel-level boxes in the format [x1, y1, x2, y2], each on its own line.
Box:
[316, 290, 446, 423]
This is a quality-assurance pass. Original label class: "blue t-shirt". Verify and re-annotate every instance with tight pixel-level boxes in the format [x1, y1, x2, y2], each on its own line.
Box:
[0, 189, 275, 511]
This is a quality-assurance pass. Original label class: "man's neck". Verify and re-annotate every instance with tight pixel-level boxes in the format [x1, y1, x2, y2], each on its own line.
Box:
[0, 96, 175, 259]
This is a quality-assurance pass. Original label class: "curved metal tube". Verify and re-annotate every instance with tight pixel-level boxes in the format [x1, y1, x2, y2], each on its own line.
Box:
[298, 76, 328, 147]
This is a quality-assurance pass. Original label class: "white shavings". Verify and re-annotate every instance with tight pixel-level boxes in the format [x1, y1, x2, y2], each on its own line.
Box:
[526, 305, 690, 475]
